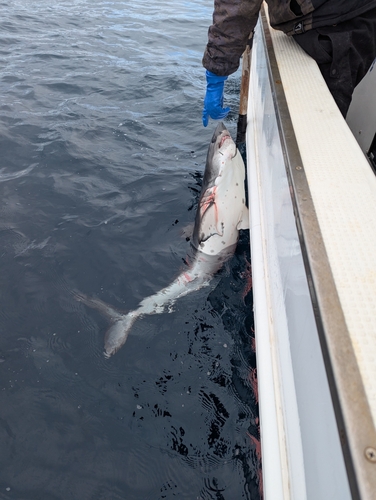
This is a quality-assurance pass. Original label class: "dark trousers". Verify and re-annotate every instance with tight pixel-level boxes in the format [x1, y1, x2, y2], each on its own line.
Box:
[293, 7, 376, 117]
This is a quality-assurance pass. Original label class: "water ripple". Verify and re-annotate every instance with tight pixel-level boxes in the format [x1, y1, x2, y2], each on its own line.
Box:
[0, 1, 259, 498]
[0, 163, 37, 182]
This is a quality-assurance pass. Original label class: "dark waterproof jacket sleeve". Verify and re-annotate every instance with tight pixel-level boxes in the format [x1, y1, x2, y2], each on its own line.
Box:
[202, 0, 263, 76]
[203, 0, 376, 76]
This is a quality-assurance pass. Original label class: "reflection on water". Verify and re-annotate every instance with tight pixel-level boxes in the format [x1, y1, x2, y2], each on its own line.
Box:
[0, 1, 260, 498]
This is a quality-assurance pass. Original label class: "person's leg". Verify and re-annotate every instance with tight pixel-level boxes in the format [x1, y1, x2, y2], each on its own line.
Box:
[294, 7, 376, 117]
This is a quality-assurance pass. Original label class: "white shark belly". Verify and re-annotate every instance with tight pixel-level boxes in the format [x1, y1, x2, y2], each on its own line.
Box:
[198, 159, 248, 256]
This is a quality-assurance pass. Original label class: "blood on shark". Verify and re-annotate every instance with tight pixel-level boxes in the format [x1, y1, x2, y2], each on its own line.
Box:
[75, 122, 249, 357]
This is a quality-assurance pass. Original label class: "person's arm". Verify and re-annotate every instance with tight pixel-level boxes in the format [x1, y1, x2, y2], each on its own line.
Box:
[202, 0, 262, 126]
[203, 0, 263, 76]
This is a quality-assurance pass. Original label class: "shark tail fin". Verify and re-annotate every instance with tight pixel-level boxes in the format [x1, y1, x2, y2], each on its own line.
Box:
[104, 311, 140, 358]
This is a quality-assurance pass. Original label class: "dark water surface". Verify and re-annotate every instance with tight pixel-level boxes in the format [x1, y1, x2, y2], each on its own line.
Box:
[0, 1, 260, 498]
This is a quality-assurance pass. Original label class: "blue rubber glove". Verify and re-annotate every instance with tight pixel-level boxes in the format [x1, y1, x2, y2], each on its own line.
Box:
[202, 70, 231, 127]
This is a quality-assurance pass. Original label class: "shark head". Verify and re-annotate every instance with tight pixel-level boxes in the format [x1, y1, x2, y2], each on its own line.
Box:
[203, 122, 237, 187]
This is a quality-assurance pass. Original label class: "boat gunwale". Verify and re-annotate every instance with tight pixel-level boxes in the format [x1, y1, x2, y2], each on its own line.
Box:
[259, 6, 376, 499]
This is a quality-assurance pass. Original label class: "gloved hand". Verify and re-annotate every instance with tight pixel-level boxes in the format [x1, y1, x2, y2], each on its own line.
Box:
[202, 70, 230, 127]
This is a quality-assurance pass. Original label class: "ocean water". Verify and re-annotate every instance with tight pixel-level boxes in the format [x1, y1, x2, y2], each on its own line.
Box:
[0, 1, 260, 498]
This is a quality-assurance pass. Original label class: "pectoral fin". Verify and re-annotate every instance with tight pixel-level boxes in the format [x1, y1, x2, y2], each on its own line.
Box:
[237, 205, 249, 230]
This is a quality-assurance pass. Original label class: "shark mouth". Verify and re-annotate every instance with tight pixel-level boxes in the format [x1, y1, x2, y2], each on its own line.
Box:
[219, 134, 231, 148]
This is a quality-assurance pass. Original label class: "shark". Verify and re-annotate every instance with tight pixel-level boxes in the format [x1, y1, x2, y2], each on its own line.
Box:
[75, 122, 249, 357]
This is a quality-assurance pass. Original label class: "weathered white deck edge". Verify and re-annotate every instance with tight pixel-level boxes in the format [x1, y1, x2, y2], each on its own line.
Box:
[269, 16, 376, 429]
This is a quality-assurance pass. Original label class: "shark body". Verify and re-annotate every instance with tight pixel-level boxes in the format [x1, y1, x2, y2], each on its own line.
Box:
[76, 122, 249, 357]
